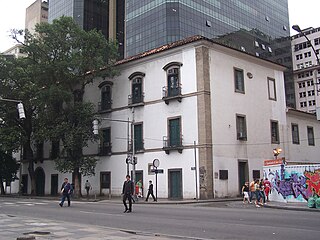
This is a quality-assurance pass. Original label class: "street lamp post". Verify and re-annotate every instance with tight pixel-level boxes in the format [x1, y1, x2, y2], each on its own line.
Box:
[0, 98, 25, 119]
[0, 98, 25, 195]
[273, 148, 282, 160]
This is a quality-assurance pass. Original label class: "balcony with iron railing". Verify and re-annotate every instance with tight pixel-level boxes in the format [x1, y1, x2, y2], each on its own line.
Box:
[128, 93, 145, 107]
[162, 85, 182, 104]
[99, 142, 112, 156]
[128, 139, 145, 153]
[162, 135, 183, 154]
[98, 100, 112, 113]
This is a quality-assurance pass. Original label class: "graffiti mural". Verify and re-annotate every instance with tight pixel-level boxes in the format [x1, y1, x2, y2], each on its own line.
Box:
[305, 170, 320, 196]
[263, 164, 320, 203]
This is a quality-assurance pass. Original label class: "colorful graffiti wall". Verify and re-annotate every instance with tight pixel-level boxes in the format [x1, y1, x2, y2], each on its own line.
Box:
[263, 164, 320, 203]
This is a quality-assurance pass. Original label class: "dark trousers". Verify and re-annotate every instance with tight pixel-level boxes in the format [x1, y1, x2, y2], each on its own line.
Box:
[123, 193, 132, 211]
[85, 188, 90, 198]
[60, 194, 70, 206]
[146, 191, 156, 201]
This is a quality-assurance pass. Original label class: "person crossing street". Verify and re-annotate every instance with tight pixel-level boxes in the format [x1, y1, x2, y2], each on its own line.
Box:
[122, 175, 134, 213]
[145, 180, 156, 202]
[59, 178, 72, 207]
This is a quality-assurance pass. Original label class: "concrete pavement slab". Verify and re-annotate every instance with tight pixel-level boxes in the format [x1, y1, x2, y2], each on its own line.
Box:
[0, 213, 192, 240]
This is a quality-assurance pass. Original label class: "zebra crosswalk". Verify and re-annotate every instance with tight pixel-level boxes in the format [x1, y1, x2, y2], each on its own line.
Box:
[0, 200, 49, 207]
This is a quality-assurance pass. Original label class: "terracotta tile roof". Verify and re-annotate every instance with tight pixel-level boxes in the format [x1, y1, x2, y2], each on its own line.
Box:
[116, 35, 205, 65]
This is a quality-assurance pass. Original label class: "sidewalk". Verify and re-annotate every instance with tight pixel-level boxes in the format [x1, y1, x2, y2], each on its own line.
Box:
[0, 213, 188, 240]
[209, 200, 320, 212]
[2, 194, 319, 212]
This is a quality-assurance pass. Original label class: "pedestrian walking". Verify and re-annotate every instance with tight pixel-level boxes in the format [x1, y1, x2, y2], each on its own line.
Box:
[254, 179, 261, 207]
[145, 180, 156, 202]
[59, 178, 72, 207]
[259, 179, 266, 204]
[241, 182, 250, 203]
[249, 180, 255, 203]
[136, 179, 143, 198]
[85, 180, 92, 198]
[122, 175, 134, 213]
[263, 178, 271, 202]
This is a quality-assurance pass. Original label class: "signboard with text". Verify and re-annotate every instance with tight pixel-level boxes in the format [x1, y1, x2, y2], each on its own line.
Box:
[264, 159, 284, 166]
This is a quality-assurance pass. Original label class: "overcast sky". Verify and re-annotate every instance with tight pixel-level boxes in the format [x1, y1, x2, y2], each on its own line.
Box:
[0, 0, 319, 52]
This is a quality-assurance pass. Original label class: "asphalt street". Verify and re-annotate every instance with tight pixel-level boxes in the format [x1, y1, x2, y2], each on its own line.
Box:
[0, 197, 319, 240]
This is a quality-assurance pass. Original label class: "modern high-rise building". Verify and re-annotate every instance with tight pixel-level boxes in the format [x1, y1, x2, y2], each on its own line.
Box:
[48, 0, 125, 58]
[48, 0, 110, 39]
[25, 0, 49, 34]
[125, 0, 290, 56]
[47, 0, 294, 105]
[124, 0, 294, 107]
[291, 27, 320, 114]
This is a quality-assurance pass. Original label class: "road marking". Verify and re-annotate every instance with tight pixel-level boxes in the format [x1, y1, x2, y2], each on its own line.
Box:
[79, 211, 123, 217]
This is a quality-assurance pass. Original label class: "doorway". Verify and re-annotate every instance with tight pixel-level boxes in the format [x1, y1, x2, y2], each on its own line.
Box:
[35, 167, 45, 196]
[21, 174, 28, 195]
[51, 174, 58, 196]
[168, 169, 182, 199]
[238, 160, 249, 194]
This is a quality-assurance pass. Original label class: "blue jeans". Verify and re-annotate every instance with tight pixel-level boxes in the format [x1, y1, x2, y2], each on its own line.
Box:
[255, 190, 261, 202]
[249, 191, 255, 202]
[60, 194, 70, 206]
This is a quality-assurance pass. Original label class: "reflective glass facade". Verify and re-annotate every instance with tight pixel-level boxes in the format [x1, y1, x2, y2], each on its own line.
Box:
[125, 0, 294, 107]
[48, 0, 109, 39]
[125, 0, 290, 57]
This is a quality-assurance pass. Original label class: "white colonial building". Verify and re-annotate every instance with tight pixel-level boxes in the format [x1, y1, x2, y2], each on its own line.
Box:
[16, 36, 320, 199]
[82, 35, 288, 199]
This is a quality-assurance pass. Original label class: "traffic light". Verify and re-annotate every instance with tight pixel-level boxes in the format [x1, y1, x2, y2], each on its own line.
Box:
[17, 103, 25, 119]
[92, 119, 99, 134]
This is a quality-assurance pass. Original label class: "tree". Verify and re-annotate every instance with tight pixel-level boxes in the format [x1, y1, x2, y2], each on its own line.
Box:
[1, 16, 118, 196]
[25, 16, 118, 196]
[0, 55, 44, 195]
[0, 117, 21, 195]
[0, 150, 20, 195]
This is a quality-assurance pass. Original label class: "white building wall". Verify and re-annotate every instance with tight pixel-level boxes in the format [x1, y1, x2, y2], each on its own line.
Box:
[15, 38, 320, 198]
[209, 45, 287, 197]
[83, 47, 200, 199]
[285, 110, 320, 163]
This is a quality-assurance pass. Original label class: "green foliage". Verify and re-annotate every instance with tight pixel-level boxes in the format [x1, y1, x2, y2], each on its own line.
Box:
[1, 16, 119, 193]
[0, 150, 20, 184]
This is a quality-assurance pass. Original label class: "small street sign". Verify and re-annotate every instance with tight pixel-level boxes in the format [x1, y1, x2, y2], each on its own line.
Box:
[151, 169, 164, 174]
[191, 167, 196, 170]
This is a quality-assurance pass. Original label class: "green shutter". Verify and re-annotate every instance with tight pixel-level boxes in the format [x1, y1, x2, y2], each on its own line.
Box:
[169, 118, 180, 146]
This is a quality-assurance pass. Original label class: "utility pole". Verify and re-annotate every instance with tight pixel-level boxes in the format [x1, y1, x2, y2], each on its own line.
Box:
[131, 107, 136, 194]
[93, 108, 137, 196]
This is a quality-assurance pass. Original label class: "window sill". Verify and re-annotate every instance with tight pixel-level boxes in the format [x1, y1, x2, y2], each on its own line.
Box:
[162, 94, 182, 105]
[128, 102, 145, 108]
[162, 146, 183, 154]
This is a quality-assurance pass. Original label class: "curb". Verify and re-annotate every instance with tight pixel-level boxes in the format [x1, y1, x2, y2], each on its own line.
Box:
[263, 204, 320, 212]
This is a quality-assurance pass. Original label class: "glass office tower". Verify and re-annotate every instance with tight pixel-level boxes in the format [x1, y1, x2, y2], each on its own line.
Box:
[125, 0, 294, 107]
[125, 0, 290, 56]
[48, 0, 109, 39]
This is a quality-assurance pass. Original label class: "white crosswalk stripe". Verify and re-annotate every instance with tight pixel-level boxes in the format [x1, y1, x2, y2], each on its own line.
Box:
[0, 200, 50, 207]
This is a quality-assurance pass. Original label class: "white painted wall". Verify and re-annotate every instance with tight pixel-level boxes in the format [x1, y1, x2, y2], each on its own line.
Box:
[14, 39, 320, 199]
[209, 45, 287, 197]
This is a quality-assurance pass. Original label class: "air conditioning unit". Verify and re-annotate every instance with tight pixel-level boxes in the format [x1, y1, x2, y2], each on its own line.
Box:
[238, 132, 246, 140]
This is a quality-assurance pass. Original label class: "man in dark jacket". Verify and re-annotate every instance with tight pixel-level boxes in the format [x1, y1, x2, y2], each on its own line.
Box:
[122, 175, 134, 213]
[145, 180, 156, 202]
[59, 178, 72, 207]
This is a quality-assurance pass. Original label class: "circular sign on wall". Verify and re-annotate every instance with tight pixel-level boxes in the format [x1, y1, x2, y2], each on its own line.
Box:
[153, 158, 160, 168]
